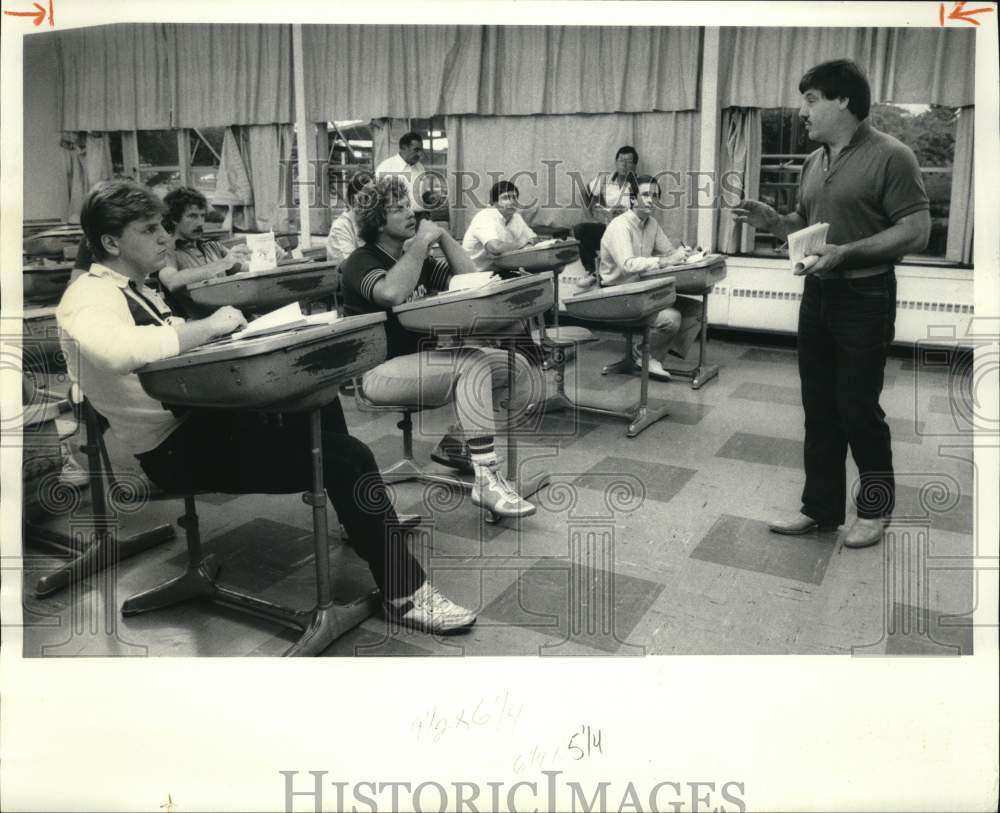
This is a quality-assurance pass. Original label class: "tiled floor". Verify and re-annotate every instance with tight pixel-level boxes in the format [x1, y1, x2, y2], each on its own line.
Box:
[19, 331, 978, 657]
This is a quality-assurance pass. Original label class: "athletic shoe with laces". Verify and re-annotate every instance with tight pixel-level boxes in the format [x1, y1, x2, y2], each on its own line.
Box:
[631, 343, 672, 381]
[384, 581, 476, 633]
[471, 464, 536, 518]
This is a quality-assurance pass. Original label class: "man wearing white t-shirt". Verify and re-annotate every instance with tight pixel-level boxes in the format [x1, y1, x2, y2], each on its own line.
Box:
[462, 181, 539, 273]
[573, 145, 640, 276]
[375, 132, 429, 221]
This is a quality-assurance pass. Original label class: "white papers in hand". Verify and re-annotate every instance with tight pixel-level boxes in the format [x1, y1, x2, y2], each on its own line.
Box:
[788, 222, 829, 275]
[448, 272, 500, 291]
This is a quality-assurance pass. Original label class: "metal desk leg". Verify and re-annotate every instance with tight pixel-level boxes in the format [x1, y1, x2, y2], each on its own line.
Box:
[664, 291, 719, 390]
[626, 325, 671, 438]
[122, 410, 376, 657]
[503, 335, 549, 509]
[284, 409, 377, 656]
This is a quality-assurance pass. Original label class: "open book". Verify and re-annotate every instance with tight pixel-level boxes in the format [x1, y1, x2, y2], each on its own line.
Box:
[448, 272, 500, 292]
[788, 222, 829, 275]
[229, 302, 340, 341]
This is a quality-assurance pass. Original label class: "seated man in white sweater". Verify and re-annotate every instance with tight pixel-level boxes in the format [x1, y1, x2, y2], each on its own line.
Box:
[56, 181, 477, 634]
[461, 180, 539, 273]
[326, 170, 375, 266]
[598, 175, 702, 381]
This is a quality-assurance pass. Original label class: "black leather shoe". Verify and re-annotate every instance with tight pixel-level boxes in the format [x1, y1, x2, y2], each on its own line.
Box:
[768, 513, 839, 535]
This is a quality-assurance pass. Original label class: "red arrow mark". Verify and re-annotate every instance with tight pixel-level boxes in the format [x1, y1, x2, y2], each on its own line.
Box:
[3, 1, 51, 26]
[943, 1, 995, 26]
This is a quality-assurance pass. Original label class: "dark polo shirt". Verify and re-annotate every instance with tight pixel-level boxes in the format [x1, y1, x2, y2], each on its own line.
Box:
[340, 243, 453, 359]
[795, 119, 929, 279]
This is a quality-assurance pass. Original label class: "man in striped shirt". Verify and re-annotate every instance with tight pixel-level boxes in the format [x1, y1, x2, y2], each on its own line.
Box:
[340, 177, 544, 520]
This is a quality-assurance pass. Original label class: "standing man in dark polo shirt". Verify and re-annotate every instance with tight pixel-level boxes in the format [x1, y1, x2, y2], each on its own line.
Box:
[734, 59, 930, 549]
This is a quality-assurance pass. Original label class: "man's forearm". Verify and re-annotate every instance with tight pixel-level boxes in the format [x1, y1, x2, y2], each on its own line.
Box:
[839, 216, 929, 267]
[173, 318, 224, 353]
[770, 212, 807, 242]
[438, 232, 478, 275]
[377, 240, 431, 304]
[160, 264, 226, 292]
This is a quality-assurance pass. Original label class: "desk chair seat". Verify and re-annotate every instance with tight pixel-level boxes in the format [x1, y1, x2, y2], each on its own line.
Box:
[24, 393, 175, 598]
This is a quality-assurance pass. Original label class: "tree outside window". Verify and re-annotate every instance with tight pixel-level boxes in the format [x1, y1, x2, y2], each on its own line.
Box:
[756, 104, 959, 261]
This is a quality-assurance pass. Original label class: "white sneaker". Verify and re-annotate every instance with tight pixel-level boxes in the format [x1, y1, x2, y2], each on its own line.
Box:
[472, 464, 536, 518]
[58, 456, 90, 488]
[646, 358, 673, 382]
[631, 343, 672, 381]
[385, 582, 476, 633]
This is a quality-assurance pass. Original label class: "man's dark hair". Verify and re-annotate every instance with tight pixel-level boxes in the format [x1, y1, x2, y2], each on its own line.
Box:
[345, 170, 375, 207]
[355, 176, 410, 245]
[489, 180, 519, 205]
[80, 181, 166, 262]
[399, 131, 423, 149]
[798, 59, 871, 120]
[628, 175, 661, 206]
[615, 145, 639, 164]
[162, 186, 208, 233]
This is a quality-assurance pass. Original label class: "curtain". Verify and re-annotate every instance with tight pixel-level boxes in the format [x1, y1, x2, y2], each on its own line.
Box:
[61, 136, 87, 223]
[172, 25, 294, 127]
[946, 107, 974, 264]
[239, 124, 293, 233]
[719, 28, 975, 109]
[58, 24, 293, 131]
[83, 133, 114, 190]
[716, 108, 761, 254]
[304, 25, 699, 121]
[445, 112, 700, 243]
[212, 127, 254, 230]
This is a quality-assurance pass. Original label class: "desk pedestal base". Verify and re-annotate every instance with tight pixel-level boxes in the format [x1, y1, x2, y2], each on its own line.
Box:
[31, 524, 176, 598]
[545, 324, 670, 438]
[121, 410, 378, 657]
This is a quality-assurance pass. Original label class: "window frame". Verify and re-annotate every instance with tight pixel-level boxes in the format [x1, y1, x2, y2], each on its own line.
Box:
[746, 105, 970, 269]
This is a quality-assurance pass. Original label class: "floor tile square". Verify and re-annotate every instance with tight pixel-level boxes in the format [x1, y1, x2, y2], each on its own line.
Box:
[689, 514, 836, 585]
[883, 603, 974, 655]
[739, 347, 798, 365]
[573, 455, 696, 505]
[730, 381, 801, 407]
[893, 484, 973, 535]
[480, 559, 662, 654]
[715, 432, 802, 469]
[165, 517, 313, 593]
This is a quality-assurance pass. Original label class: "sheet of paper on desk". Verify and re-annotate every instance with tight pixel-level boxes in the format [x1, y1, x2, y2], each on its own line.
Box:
[788, 222, 829, 275]
[231, 302, 304, 340]
[246, 231, 278, 273]
[448, 272, 499, 291]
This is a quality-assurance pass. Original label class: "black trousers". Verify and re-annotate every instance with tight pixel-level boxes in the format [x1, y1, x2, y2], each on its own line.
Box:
[797, 272, 896, 525]
[136, 399, 426, 600]
[572, 222, 607, 274]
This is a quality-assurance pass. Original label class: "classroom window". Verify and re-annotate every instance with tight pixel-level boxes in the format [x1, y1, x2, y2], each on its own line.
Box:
[408, 116, 449, 219]
[136, 129, 181, 192]
[326, 120, 374, 211]
[189, 127, 225, 195]
[755, 104, 959, 261]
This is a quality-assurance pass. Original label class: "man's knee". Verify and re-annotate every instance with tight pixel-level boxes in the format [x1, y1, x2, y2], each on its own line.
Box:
[652, 307, 682, 336]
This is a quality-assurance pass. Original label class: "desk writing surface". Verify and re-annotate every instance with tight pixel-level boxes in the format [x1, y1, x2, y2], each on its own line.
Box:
[393, 273, 554, 334]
